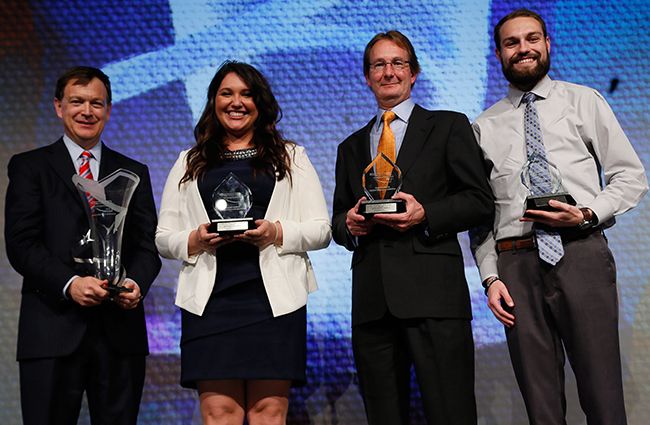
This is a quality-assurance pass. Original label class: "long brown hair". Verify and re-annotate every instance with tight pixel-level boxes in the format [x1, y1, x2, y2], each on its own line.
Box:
[180, 61, 292, 185]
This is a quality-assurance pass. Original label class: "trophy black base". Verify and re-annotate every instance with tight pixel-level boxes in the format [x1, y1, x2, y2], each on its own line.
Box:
[209, 217, 255, 234]
[525, 192, 576, 214]
[359, 199, 406, 216]
[106, 285, 133, 295]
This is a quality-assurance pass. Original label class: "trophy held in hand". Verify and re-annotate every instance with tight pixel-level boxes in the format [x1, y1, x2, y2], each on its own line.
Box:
[208, 172, 255, 234]
[359, 152, 406, 216]
[520, 153, 575, 215]
[73, 169, 140, 295]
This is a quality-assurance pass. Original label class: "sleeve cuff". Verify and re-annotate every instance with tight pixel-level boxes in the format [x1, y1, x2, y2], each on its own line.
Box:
[586, 197, 614, 226]
[62, 275, 79, 299]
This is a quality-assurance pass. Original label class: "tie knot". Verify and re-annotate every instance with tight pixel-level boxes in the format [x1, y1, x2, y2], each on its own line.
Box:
[382, 111, 396, 125]
[523, 92, 537, 105]
[80, 150, 93, 160]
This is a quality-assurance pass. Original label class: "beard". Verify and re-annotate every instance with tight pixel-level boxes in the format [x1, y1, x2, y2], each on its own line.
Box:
[502, 51, 550, 91]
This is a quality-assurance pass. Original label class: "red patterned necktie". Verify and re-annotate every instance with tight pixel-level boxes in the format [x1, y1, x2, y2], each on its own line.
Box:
[79, 150, 96, 209]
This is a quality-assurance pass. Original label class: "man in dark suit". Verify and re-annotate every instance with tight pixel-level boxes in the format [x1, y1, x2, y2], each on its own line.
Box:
[5, 66, 161, 424]
[332, 31, 493, 425]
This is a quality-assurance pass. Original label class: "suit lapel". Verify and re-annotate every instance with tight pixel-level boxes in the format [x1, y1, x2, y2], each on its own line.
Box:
[396, 105, 435, 177]
[355, 118, 375, 169]
[47, 138, 86, 207]
[98, 143, 120, 179]
[349, 120, 375, 198]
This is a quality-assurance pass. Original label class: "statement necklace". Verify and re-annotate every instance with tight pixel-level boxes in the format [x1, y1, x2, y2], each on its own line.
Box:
[221, 147, 258, 161]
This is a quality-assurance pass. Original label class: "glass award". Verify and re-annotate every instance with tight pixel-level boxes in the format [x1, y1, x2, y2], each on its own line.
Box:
[358, 153, 406, 215]
[208, 172, 255, 234]
[520, 154, 575, 214]
[72, 169, 140, 294]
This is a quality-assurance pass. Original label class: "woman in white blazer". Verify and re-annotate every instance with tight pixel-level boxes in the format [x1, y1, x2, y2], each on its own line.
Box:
[156, 61, 331, 425]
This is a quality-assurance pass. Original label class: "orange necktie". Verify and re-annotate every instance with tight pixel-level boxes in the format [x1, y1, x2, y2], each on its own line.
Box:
[376, 111, 397, 198]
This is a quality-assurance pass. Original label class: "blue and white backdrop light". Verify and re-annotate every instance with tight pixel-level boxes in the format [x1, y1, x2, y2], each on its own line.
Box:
[1, 1, 648, 424]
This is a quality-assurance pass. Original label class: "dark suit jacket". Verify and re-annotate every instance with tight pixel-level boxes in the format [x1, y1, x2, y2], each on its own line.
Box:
[5, 138, 161, 360]
[332, 105, 494, 326]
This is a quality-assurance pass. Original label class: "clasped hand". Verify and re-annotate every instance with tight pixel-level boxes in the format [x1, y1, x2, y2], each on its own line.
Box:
[346, 192, 426, 235]
[189, 220, 279, 255]
[68, 276, 142, 310]
[235, 219, 279, 248]
[188, 223, 235, 256]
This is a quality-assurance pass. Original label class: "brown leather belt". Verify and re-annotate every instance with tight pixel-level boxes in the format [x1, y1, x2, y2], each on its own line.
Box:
[496, 236, 536, 253]
[497, 227, 602, 253]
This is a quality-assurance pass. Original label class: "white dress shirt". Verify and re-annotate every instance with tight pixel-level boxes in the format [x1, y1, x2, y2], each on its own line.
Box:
[472, 75, 648, 280]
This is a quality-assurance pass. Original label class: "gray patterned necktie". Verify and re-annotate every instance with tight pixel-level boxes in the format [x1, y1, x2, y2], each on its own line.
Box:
[523, 92, 564, 266]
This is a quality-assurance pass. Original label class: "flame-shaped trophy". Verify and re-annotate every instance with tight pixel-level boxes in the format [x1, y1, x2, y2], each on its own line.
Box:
[208, 172, 255, 234]
[358, 153, 406, 215]
[520, 154, 575, 215]
[72, 169, 140, 294]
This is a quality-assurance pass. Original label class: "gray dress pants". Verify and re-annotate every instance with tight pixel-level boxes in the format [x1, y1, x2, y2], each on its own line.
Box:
[498, 231, 627, 425]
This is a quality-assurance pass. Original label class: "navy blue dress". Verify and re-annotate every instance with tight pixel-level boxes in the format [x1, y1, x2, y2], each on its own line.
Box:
[180, 155, 306, 388]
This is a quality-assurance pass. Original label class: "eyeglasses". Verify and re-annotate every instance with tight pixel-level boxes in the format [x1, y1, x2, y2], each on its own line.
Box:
[370, 59, 410, 73]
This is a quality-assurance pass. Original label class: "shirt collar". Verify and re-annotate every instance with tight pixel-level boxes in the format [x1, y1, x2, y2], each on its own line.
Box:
[506, 74, 553, 108]
[63, 135, 102, 163]
[374, 97, 415, 131]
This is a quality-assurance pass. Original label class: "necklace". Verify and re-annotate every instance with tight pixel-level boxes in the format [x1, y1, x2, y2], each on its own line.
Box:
[221, 147, 258, 161]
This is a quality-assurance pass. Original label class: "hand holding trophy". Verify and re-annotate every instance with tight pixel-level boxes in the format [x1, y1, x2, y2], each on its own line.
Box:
[208, 172, 255, 234]
[358, 152, 406, 216]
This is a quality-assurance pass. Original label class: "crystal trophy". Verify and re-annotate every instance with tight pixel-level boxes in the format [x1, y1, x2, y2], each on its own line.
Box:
[72, 169, 140, 294]
[208, 172, 255, 234]
[520, 154, 575, 214]
[358, 153, 406, 215]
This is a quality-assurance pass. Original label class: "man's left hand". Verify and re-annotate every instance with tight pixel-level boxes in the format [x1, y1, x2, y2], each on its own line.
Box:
[520, 199, 584, 227]
[115, 280, 142, 310]
[372, 192, 426, 232]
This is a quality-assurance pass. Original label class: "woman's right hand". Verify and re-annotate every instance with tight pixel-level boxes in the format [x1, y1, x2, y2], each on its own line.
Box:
[188, 223, 233, 256]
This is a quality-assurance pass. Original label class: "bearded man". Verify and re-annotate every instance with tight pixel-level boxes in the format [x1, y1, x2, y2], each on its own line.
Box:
[471, 8, 647, 425]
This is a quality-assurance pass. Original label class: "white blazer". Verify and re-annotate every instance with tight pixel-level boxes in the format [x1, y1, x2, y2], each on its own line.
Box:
[156, 145, 331, 317]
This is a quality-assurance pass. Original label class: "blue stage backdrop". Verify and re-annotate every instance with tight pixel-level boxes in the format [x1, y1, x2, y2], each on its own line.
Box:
[1, 1, 649, 424]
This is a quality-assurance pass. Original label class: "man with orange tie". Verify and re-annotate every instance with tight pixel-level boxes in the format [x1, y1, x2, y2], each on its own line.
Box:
[5, 66, 161, 424]
[332, 31, 493, 425]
